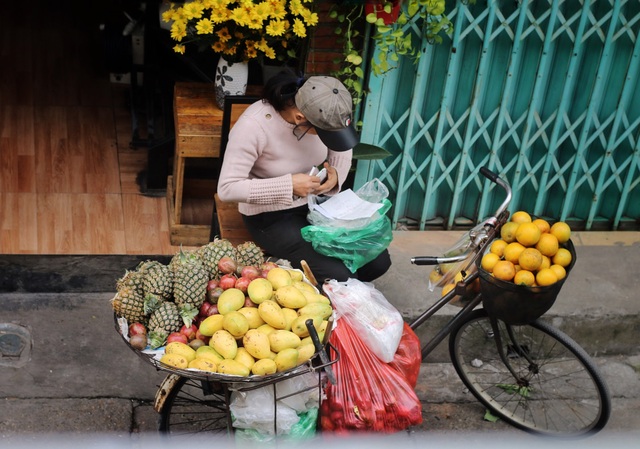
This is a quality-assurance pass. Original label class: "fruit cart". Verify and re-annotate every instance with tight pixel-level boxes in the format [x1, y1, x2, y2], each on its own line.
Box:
[112, 255, 339, 438]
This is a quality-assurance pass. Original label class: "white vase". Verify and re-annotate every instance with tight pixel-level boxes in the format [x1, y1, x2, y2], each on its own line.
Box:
[214, 57, 249, 109]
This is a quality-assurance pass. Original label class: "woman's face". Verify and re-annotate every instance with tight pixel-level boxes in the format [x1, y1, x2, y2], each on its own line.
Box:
[282, 106, 318, 139]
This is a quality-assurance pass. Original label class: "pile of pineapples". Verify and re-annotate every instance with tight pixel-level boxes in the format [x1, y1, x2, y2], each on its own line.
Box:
[112, 238, 264, 349]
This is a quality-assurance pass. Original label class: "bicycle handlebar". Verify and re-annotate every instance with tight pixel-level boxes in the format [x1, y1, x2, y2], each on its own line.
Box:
[411, 166, 512, 266]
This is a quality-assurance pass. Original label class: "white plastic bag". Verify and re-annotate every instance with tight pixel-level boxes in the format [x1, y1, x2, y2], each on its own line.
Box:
[230, 386, 299, 435]
[323, 278, 404, 363]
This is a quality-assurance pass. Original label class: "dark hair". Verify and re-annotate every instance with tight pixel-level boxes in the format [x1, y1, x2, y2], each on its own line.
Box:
[262, 68, 307, 111]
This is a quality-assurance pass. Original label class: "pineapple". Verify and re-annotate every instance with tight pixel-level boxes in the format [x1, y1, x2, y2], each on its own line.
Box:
[116, 269, 145, 297]
[142, 261, 173, 300]
[147, 301, 182, 349]
[198, 238, 236, 279]
[172, 247, 208, 327]
[111, 286, 146, 324]
[235, 241, 265, 267]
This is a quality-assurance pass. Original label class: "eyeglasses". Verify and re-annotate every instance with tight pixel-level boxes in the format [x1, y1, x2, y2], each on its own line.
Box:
[293, 122, 313, 141]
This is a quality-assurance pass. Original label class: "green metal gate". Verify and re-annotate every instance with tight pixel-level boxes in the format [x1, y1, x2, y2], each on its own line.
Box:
[356, 0, 640, 231]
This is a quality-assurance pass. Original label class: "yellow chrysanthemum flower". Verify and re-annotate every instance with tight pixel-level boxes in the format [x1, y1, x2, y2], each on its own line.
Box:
[212, 41, 226, 52]
[170, 21, 188, 41]
[173, 44, 186, 54]
[300, 9, 318, 27]
[183, 2, 205, 20]
[292, 18, 306, 38]
[230, 7, 249, 26]
[289, 0, 304, 16]
[263, 46, 276, 59]
[217, 27, 232, 42]
[265, 19, 286, 37]
[196, 18, 214, 34]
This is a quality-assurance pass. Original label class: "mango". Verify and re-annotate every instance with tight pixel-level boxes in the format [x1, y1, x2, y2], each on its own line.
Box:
[237, 307, 265, 329]
[268, 330, 301, 353]
[274, 285, 307, 309]
[223, 311, 250, 338]
[251, 358, 277, 376]
[188, 358, 217, 372]
[234, 347, 256, 370]
[293, 280, 317, 295]
[218, 359, 251, 377]
[165, 342, 196, 363]
[298, 303, 333, 320]
[256, 323, 276, 335]
[266, 267, 292, 290]
[199, 314, 225, 336]
[274, 348, 299, 372]
[282, 307, 298, 331]
[301, 290, 331, 305]
[258, 300, 287, 329]
[285, 269, 304, 282]
[160, 353, 188, 369]
[242, 329, 271, 359]
[210, 330, 238, 359]
[247, 278, 273, 304]
[217, 288, 245, 314]
[196, 346, 224, 364]
[290, 315, 322, 338]
[296, 344, 316, 365]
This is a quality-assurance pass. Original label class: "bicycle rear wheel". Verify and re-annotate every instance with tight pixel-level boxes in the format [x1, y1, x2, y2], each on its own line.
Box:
[156, 374, 231, 436]
[449, 309, 610, 437]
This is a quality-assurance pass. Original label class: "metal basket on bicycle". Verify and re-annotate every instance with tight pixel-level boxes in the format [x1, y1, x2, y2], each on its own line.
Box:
[476, 239, 577, 325]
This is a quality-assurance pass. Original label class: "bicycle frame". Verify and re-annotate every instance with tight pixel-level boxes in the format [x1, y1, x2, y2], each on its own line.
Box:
[408, 167, 511, 360]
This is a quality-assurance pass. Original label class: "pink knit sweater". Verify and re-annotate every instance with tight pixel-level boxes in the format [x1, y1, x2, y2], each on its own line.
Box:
[217, 101, 353, 216]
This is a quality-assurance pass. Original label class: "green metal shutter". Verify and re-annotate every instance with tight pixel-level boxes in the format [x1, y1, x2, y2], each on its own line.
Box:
[356, 0, 640, 231]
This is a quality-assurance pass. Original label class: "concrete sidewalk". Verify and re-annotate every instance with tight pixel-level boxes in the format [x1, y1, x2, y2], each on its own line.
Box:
[0, 231, 639, 441]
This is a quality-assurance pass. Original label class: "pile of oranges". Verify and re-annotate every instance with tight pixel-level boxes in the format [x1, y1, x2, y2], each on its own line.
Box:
[480, 211, 573, 287]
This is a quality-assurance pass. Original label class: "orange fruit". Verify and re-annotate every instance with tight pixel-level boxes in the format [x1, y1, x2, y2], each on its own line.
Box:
[532, 218, 551, 234]
[536, 268, 558, 286]
[515, 222, 542, 247]
[503, 242, 526, 264]
[500, 222, 520, 243]
[493, 260, 516, 281]
[550, 222, 571, 244]
[549, 264, 567, 281]
[552, 247, 572, 267]
[490, 239, 508, 258]
[518, 247, 543, 271]
[511, 211, 532, 223]
[540, 255, 551, 270]
[480, 253, 501, 272]
[514, 270, 535, 286]
[535, 232, 559, 257]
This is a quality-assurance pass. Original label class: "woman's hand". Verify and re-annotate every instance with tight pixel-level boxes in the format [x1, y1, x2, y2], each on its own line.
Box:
[292, 173, 322, 198]
[315, 162, 338, 194]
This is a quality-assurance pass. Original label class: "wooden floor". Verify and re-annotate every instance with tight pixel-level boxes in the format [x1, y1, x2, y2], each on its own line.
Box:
[0, 1, 210, 255]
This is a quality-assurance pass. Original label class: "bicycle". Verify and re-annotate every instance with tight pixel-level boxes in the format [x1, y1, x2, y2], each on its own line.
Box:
[137, 167, 611, 438]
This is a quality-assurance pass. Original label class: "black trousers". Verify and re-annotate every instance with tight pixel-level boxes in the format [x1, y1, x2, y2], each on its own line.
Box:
[242, 205, 391, 285]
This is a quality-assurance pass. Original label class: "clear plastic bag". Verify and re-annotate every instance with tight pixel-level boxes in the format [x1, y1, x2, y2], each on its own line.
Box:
[230, 372, 319, 436]
[323, 278, 404, 363]
[302, 180, 393, 272]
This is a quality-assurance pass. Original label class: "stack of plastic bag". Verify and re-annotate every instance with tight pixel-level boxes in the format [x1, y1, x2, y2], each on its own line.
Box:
[320, 279, 423, 433]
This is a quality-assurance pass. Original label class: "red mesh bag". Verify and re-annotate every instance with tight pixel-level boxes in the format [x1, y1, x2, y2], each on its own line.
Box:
[320, 321, 422, 433]
[388, 322, 422, 388]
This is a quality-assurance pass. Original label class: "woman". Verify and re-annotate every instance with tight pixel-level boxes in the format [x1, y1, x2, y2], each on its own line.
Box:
[217, 71, 391, 284]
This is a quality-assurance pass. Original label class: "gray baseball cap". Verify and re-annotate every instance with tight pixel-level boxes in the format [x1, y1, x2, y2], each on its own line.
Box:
[295, 76, 359, 151]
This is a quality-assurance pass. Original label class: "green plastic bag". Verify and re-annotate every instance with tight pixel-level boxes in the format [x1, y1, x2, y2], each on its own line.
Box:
[301, 199, 393, 273]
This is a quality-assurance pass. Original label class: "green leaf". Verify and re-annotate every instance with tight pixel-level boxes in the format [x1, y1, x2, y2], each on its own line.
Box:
[365, 13, 378, 23]
[354, 67, 365, 78]
[352, 143, 392, 160]
[483, 410, 500, 423]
